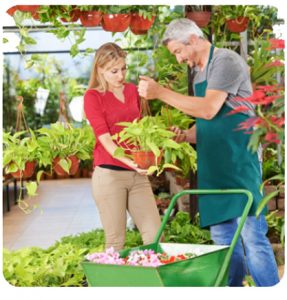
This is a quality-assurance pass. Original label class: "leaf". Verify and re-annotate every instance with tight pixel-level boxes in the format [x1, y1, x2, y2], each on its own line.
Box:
[58, 158, 71, 174]
[3, 37, 8, 43]
[36, 170, 44, 184]
[256, 191, 279, 217]
[113, 147, 126, 158]
[26, 182, 38, 197]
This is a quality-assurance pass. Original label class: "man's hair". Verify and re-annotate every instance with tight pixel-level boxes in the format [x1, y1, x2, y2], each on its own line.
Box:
[162, 18, 204, 45]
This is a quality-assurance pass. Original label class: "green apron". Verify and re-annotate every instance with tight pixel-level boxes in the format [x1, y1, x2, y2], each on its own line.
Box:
[195, 45, 266, 228]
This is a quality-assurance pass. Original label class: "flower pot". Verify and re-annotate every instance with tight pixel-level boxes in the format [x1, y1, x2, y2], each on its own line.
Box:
[175, 175, 189, 187]
[17, 5, 41, 13]
[6, 6, 18, 16]
[130, 13, 155, 35]
[80, 10, 102, 27]
[226, 17, 249, 33]
[186, 11, 211, 28]
[60, 7, 80, 22]
[102, 14, 131, 32]
[53, 155, 80, 176]
[11, 161, 37, 179]
[132, 151, 163, 169]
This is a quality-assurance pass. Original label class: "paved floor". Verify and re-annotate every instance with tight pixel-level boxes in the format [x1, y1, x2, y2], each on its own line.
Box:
[3, 178, 103, 250]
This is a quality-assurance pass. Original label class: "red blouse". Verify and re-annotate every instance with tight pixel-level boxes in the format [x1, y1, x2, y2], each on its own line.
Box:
[84, 83, 141, 170]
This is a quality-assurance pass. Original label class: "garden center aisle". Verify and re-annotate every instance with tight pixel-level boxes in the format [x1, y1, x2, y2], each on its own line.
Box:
[3, 178, 103, 250]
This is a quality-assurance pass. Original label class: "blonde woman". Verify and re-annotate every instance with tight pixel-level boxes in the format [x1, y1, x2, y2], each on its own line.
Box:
[84, 42, 161, 251]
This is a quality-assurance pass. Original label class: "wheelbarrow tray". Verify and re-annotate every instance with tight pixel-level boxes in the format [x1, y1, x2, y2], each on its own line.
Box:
[82, 242, 229, 287]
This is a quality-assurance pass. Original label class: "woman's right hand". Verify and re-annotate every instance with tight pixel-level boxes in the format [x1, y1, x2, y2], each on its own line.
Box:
[122, 158, 148, 175]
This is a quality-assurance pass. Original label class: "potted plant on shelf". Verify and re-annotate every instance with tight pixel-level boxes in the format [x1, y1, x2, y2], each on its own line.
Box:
[37, 123, 93, 177]
[185, 5, 211, 28]
[101, 5, 131, 32]
[78, 5, 102, 27]
[113, 116, 181, 175]
[130, 5, 157, 35]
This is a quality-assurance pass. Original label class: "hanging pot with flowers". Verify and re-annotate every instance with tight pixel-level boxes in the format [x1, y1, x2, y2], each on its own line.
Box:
[60, 5, 80, 23]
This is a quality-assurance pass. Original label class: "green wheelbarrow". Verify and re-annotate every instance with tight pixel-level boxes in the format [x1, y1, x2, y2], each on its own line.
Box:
[82, 189, 253, 287]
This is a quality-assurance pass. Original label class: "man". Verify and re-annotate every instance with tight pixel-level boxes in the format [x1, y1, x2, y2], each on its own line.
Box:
[138, 18, 279, 287]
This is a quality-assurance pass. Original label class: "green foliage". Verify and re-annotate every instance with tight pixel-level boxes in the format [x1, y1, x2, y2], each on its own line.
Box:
[37, 123, 94, 161]
[266, 211, 285, 246]
[164, 212, 212, 244]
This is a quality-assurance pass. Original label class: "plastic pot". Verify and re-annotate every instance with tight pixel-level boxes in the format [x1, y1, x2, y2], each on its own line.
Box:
[11, 161, 37, 179]
[102, 14, 131, 32]
[130, 13, 155, 34]
[226, 17, 249, 33]
[53, 155, 80, 176]
[132, 151, 163, 169]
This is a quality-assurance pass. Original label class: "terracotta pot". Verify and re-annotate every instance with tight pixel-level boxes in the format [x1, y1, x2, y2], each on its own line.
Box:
[60, 8, 80, 22]
[17, 5, 40, 13]
[80, 11, 102, 27]
[53, 155, 80, 176]
[6, 6, 18, 16]
[132, 150, 163, 169]
[186, 11, 211, 28]
[175, 176, 189, 187]
[130, 13, 155, 35]
[226, 17, 249, 33]
[102, 14, 131, 32]
[11, 161, 37, 179]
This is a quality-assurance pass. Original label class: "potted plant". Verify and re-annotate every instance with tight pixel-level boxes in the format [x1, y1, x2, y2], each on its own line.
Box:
[101, 6, 131, 32]
[185, 5, 211, 28]
[130, 5, 157, 35]
[248, 37, 284, 88]
[3, 130, 39, 179]
[60, 5, 80, 23]
[78, 5, 102, 27]
[37, 123, 93, 177]
[113, 116, 180, 175]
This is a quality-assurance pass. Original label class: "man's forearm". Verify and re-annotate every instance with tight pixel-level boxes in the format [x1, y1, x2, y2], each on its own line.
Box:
[184, 125, 196, 144]
[157, 86, 213, 119]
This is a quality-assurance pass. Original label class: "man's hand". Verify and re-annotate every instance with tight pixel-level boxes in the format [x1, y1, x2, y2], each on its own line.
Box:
[170, 126, 186, 143]
[138, 75, 161, 100]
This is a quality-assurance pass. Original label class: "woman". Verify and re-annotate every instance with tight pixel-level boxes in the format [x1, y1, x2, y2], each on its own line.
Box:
[84, 42, 161, 251]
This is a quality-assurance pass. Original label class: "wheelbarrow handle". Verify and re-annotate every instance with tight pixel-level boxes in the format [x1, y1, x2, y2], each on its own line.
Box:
[153, 189, 253, 287]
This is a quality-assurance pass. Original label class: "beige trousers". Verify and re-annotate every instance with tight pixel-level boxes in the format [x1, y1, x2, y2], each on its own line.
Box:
[92, 167, 162, 251]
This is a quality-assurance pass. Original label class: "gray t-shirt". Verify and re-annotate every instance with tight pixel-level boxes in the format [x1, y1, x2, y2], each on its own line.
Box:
[193, 48, 255, 117]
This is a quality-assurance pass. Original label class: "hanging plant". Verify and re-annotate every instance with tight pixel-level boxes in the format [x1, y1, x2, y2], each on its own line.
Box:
[78, 5, 102, 27]
[129, 6, 157, 35]
[101, 6, 131, 32]
[185, 5, 211, 28]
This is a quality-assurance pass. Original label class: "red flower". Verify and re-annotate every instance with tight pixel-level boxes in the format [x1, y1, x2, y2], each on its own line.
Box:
[252, 95, 281, 105]
[236, 117, 263, 131]
[226, 106, 251, 115]
[265, 132, 280, 144]
[267, 39, 285, 50]
[270, 116, 285, 127]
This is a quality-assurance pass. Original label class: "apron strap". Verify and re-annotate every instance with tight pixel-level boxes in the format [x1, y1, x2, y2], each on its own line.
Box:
[205, 44, 215, 80]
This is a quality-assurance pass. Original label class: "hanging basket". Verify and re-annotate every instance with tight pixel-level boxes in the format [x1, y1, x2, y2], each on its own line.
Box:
[53, 155, 80, 176]
[17, 5, 41, 13]
[226, 17, 249, 33]
[60, 7, 80, 22]
[80, 10, 102, 27]
[6, 6, 18, 16]
[102, 14, 131, 32]
[186, 11, 211, 28]
[130, 14, 155, 35]
[132, 151, 163, 169]
[11, 161, 37, 179]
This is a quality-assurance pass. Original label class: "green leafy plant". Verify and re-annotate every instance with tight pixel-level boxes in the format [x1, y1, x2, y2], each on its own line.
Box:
[164, 211, 212, 244]
[113, 116, 181, 175]
[37, 123, 94, 174]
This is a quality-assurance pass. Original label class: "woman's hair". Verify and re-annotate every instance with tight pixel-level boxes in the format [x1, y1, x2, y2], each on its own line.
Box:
[162, 18, 204, 46]
[88, 42, 127, 92]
